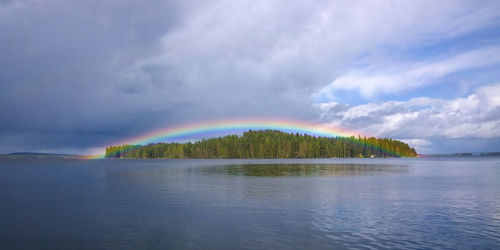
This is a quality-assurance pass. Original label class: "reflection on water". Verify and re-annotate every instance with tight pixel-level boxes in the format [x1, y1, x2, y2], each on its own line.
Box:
[202, 163, 408, 177]
[2, 158, 500, 249]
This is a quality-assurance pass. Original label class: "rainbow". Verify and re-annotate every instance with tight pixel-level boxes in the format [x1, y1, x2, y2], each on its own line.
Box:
[88, 118, 396, 159]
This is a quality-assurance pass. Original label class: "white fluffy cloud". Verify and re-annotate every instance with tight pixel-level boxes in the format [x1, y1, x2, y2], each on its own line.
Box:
[318, 84, 500, 144]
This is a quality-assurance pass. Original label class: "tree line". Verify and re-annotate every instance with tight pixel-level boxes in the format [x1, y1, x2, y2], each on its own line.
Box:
[105, 130, 417, 159]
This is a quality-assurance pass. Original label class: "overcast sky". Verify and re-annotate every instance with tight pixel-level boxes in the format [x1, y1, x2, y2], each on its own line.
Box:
[1, 0, 500, 154]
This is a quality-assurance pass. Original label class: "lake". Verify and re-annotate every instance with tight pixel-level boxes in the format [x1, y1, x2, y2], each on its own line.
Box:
[1, 158, 499, 249]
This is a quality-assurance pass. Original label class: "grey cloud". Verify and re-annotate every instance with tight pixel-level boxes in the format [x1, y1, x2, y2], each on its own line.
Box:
[0, 0, 185, 150]
[1, 0, 500, 153]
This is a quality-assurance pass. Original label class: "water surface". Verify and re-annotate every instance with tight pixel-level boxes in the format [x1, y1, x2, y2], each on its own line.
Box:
[1, 158, 499, 249]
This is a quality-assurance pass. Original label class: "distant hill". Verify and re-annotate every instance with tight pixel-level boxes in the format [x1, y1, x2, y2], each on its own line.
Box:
[0, 152, 79, 160]
[9, 152, 69, 155]
[419, 152, 500, 158]
[480, 152, 500, 157]
[105, 129, 418, 159]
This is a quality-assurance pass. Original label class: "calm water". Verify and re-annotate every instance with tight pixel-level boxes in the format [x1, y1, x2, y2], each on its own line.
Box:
[1, 158, 500, 249]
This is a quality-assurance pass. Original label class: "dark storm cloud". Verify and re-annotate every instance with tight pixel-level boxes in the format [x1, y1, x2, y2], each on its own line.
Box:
[0, 0, 186, 152]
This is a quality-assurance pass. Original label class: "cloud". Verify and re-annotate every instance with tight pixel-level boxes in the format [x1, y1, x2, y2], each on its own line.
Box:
[122, 0, 500, 118]
[0, 0, 500, 153]
[318, 84, 500, 150]
[398, 139, 432, 153]
[317, 46, 500, 99]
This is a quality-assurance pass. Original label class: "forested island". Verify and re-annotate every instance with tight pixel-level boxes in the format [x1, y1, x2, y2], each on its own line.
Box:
[105, 130, 417, 159]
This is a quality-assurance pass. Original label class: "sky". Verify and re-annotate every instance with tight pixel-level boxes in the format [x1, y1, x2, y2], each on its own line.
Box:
[1, 0, 500, 154]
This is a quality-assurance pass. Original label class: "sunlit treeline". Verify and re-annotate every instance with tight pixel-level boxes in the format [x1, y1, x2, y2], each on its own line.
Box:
[105, 130, 417, 159]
